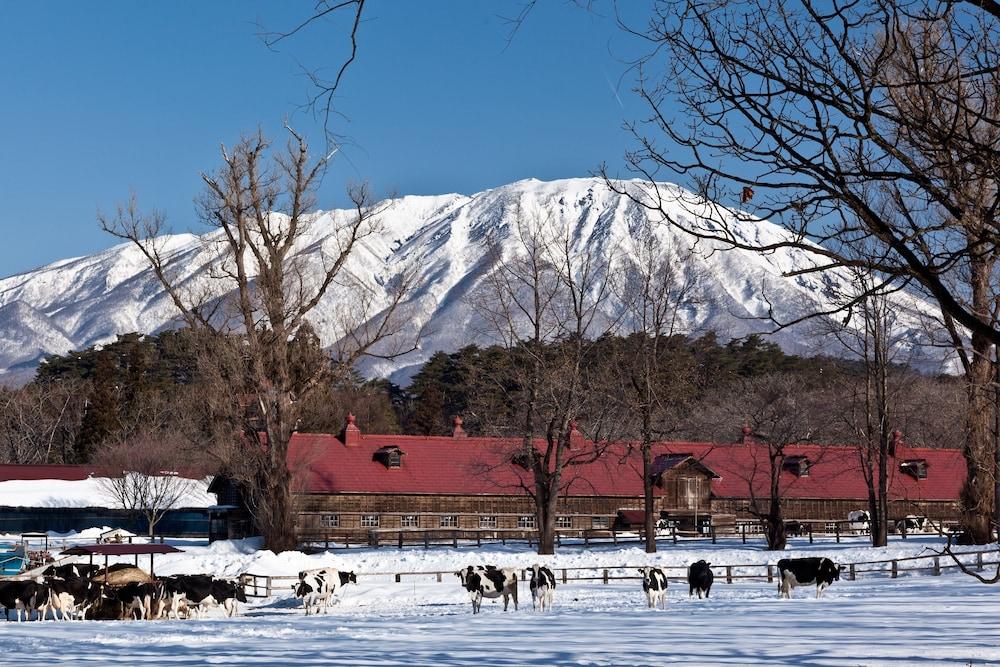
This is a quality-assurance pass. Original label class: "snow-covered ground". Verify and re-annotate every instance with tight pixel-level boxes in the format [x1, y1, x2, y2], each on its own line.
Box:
[1, 534, 998, 666]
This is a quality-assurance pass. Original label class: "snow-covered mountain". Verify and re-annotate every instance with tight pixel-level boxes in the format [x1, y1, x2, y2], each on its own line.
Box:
[0, 177, 944, 385]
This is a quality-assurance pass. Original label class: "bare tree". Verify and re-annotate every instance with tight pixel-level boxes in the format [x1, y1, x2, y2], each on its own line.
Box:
[611, 0, 1000, 543]
[473, 208, 620, 554]
[820, 267, 911, 547]
[97, 434, 202, 538]
[613, 226, 699, 552]
[0, 380, 87, 464]
[692, 374, 832, 550]
[100, 129, 416, 551]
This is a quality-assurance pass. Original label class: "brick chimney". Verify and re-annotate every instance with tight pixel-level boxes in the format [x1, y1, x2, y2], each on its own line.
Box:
[568, 420, 585, 449]
[740, 424, 753, 445]
[452, 415, 467, 438]
[341, 412, 361, 446]
[890, 429, 903, 457]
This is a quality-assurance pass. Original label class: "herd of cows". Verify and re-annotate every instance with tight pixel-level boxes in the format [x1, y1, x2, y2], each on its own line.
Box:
[0, 557, 846, 621]
[0, 563, 247, 622]
[452, 556, 844, 614]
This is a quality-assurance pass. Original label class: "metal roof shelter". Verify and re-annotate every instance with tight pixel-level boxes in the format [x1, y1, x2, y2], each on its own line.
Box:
[61, 543, 183, 579]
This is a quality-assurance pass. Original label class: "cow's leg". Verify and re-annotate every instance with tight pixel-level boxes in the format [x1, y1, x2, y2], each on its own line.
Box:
[503, 593, 509, 612]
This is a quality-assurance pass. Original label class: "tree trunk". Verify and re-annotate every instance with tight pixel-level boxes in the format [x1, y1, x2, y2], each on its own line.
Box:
[961, 268, 996, 545]
[257, 394, 298, 553]
[962, 363, 995, 544]
[875, 430, 889, 547]
[537, 488, 557, 555]
[765, 506, 786, 551]
[642, 441, 657, 553]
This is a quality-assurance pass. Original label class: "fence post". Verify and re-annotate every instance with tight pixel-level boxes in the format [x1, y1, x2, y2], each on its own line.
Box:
[398, 532, 403, 549]
[562, 569, 568, 584]
[891, 560, 898, 578]
[603, 569, 609, 584]
[766, 565, 773, 583]
[395, 573, 401, 583]
[933, 556, 941, 576]
[436, 572, 442, 583]
[672, 526, 677, 545]
[808, 525, 814, 544]
[424, 533, 429, 550]
[901, 522, 907, 540]
[977, 551, 985, 571]
[711, 526, 717, 545]
[849, 563, 856, 581]
[741, 524, 746, 545]
[726, 566, 733, 584]
[835, 523, 840, 544]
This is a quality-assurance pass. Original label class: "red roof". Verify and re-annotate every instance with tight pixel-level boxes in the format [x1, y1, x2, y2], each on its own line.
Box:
[287, 429, 965, 503]
[0, 465, 101, 482]
[61, 544, 183, 556]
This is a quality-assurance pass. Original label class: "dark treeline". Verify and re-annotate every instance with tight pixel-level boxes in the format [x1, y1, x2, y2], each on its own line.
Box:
[0, 328, 963, 467]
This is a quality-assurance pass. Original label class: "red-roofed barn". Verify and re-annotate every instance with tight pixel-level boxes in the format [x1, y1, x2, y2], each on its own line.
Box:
[211, 414, 966, 543]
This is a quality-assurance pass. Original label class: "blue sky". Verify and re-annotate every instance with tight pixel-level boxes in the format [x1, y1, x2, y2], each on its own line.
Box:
[0, 1, 652, 276]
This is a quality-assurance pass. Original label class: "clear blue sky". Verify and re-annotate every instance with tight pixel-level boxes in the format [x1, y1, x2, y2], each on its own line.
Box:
[0, 1, 652, 276]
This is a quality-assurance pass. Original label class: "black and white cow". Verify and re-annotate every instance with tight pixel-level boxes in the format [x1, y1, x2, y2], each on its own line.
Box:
[687, 560, 714, 599]
[455, 565, 518, 614]
[293, 568, 358, 615]
[776, 557, 844, 599]
[896, 515, 933, 534]
[0, 580, 40, 621]
[39, 576, 109, 620]
[113, 581, 165, 620]
[43, 564, 100, 580]
[638, 567, 668, 609]
[162, 575, 248, 619]
[847, 510, 870, 535]
[528, 565, 556, 612]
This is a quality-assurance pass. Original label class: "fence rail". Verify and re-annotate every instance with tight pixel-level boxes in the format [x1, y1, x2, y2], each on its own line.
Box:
[238, 546, 1000, 598]
[298, 517, 961, 552]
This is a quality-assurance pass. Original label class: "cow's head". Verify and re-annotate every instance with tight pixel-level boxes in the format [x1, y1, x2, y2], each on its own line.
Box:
[293, 581, 313, 598]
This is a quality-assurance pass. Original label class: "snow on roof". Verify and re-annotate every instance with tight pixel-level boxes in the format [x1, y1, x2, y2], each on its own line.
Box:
[0, 476, 217, 509]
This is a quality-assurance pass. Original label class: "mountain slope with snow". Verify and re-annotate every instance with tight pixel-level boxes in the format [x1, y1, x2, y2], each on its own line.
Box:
[0, 177, 944, 385]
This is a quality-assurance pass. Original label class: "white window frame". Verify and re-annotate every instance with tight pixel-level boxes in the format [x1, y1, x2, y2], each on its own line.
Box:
[591, 516, 609, 529]
[401, 515, 419, 528]
[556, 516, 572, 529]
[517, 515, 535, 529]
[479, 516, 498, 529]
[439, 515, 458, 528]
[319, 514, 339, 529]
[361, 514, 380, 528]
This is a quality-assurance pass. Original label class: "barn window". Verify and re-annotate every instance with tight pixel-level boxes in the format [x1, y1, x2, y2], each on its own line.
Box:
[361, 514, 380, 528]
[900, 459, 928, 479]
[783, 456, 811, 476]
[319, 514, 339, 528]
[517, 515, 535, 529]
[373, 446, 405, 469]
[591, 516, 609, 529]
[556, 516, 572, 529]
[401, 515, 419, 528]
[439, 515, 458, 528]
[479, 516, 498, 528]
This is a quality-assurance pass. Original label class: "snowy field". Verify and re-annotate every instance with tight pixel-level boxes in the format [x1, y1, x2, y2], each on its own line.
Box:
[0, 534, 998, 666]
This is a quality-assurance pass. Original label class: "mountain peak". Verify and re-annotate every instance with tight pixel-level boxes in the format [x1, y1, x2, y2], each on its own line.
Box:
[0, 177, 944, 386]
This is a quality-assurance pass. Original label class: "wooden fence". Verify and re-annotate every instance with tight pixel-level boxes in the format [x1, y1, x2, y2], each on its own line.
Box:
[238, 545, 999, 598]
[299, 517, 959, 552]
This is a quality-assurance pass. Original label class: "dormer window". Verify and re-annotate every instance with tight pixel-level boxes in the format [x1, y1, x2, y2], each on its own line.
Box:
[784, 456, 810, 477]
[374, 446, 404, 469]
[900, 459, 928, 479]
[511, 451, 534, 469]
